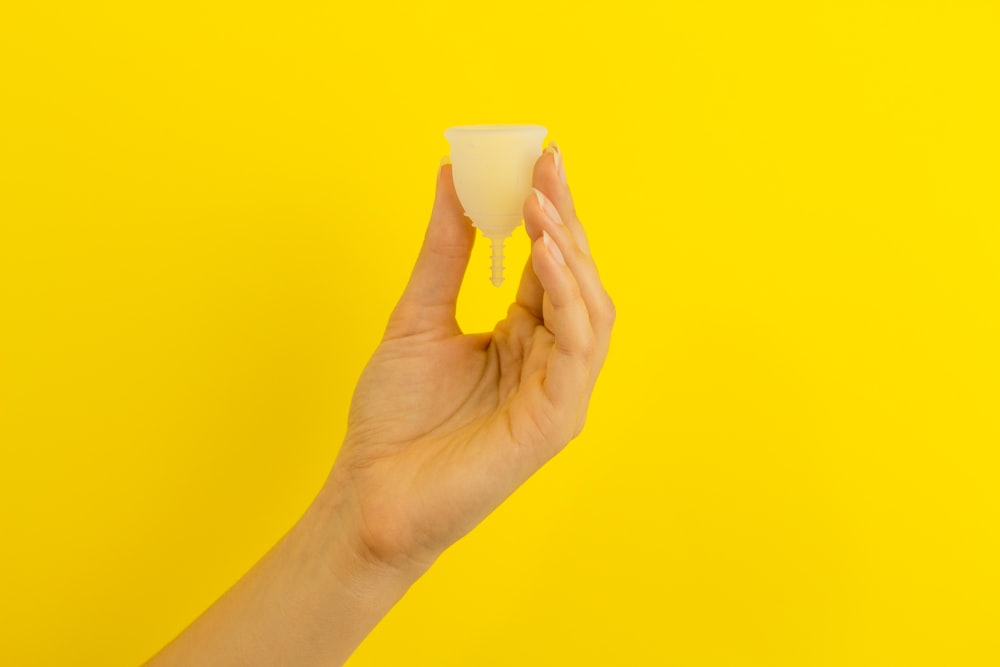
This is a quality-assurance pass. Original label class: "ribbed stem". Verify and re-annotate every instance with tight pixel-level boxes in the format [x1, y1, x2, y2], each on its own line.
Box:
[489, 238, 505, 287]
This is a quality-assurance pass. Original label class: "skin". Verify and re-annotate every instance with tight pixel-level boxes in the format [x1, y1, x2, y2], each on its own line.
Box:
[146, 144, 615, 666]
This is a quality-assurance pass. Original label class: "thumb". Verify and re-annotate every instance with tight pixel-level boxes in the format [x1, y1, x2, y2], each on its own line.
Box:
[386, 159, 476, 338]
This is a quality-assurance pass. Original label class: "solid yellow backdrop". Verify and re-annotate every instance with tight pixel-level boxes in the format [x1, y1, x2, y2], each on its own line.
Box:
[1, 1, 998, 665]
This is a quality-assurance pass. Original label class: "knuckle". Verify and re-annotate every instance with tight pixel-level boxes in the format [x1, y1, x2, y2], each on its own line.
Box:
[592, 291, 616, 329]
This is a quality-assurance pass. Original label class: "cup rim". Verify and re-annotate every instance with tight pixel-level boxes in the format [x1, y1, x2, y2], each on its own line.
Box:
[445, 124, 547, 134]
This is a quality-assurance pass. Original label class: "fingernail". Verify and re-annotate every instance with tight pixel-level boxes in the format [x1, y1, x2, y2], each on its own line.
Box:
[533, 187, 564, 225]
[439, 155, 451, 173]
[545, 142, 566, 184]
[543, 230, 566, 265]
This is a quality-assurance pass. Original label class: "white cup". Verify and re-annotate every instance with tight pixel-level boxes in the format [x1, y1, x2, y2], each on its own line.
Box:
[444, 124, 548, 286]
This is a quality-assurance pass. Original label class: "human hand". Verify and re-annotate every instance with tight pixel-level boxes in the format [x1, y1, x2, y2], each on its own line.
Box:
[144, 145, 614, 667]
[321, 144, 615, 574]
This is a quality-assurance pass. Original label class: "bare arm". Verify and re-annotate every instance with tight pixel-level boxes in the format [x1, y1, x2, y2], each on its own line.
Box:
[144, 490, 423, 666]
[146, 143, 615, 666]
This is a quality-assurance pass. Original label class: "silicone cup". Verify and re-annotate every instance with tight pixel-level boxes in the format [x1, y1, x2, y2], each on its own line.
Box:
[444, 124, 548, 286]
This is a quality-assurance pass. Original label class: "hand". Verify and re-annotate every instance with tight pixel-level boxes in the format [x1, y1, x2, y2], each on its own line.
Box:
[322, 144, 616, 573]
[144, 144, 614, 667]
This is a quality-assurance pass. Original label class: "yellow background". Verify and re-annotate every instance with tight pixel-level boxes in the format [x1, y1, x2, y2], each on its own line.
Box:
[2, 1, 998, 665]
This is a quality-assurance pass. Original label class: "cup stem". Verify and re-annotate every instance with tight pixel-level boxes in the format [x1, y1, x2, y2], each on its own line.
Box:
[489, 237, 505, 287]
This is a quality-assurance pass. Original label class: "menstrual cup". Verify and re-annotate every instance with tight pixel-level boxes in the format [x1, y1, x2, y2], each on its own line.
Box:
[444, 124, 548, 286]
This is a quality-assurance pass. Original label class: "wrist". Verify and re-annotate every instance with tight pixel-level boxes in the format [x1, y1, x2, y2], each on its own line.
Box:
[145, 472, 426, 666]
[223, 484, 429, 665]
[301, 475, 432, 600]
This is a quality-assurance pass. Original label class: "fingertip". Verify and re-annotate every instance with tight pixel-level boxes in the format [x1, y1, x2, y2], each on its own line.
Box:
[430, 161, 474, 244]
[522, 190, 545, 242]
[533, 143, 563, 194]
[546, 142, 565, 182]
[532, 144, 591, 257]
[531, 231, 576, 308]
[387, 157, 475, 336]
[543, 230, 566, 266]
[434, 159, 455, 202]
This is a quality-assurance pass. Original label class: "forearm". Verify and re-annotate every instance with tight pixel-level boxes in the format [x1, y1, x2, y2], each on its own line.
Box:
[145, 486, 426, 667]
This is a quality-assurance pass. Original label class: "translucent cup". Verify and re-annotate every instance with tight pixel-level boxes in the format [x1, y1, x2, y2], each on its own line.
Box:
[444, 124, 548, 286]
